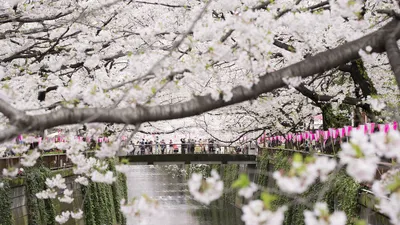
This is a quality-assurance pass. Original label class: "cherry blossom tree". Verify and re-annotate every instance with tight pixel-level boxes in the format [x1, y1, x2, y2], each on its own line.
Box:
[0, 0, 400, 224]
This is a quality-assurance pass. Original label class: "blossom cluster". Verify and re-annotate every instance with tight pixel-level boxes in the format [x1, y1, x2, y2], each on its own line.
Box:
[120, 195, 159, 221]
[273, 154, 337, 194]
[55, 210, 83, 224]
[371, 169, 400, 224]
[304, 202, 346, 225]
[339, 129, 400, 182]
[241, 200, 287, 225]
[188, 169, 224, 205]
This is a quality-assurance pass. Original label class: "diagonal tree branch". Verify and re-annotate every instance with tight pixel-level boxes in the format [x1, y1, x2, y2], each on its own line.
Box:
[0, 19, 399, 142]
[385, 30, 400, 90]
[0, 99, 23, 121]
[0, 9, 75, 23]
[295, 83, 361, 105]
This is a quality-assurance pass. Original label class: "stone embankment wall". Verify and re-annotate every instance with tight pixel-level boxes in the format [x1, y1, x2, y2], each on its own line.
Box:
[179, 150, 391, 225]
[0, 160, 127, 225]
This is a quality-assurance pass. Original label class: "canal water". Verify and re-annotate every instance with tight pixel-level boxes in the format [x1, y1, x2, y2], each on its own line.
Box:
[125, 165, 244, 225]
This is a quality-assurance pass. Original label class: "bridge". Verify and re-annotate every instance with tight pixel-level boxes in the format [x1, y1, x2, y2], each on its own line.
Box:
[118, 154, 257, 165]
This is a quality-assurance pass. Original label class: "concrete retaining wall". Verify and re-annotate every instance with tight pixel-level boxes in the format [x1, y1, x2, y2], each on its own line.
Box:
[9, 174, 84, 225]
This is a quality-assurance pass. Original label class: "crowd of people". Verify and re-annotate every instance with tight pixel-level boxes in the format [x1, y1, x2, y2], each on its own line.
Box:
[1, 136, 257, 158]
[125, 137, 261, 155]
[129, 138, 219, 155]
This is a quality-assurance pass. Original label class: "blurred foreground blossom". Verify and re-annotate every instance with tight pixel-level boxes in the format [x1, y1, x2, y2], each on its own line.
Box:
[188, 169, 223, 205]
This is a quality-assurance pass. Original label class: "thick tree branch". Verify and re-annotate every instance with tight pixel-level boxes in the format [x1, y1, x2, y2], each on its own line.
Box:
[0, 9, 74, 23]
[0, 99, 23, 120]
[386, 35, 400, 90]
[132, 1, 190, 8]
[273, 39, 296, 53]
[0, 19, 400, 142]
[38, 86, 59, 102]
[137, 126, 195, 135]
[295, 83, 361, 105]
[252, 1, 272, 11]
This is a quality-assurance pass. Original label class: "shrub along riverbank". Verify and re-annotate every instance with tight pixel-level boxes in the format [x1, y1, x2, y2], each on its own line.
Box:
[0, 159, 127, 225]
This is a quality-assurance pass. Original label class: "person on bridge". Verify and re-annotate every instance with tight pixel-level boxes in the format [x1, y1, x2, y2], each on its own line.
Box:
[235, 146, 241, 154]
[169, 140, 173, 154]
[160, 139, 166, 154]
[208, 139, 215, 154]
[199, 139, 206, 153]
[173, 143, 179, 154]
[181, 138, 186, 154]
[140, 139, 145, 155]
[190, 139, 195, 153]
[149, 140, 153, 154]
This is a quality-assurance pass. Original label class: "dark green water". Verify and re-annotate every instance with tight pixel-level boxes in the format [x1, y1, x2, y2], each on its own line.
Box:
[126, 165, 244, 225]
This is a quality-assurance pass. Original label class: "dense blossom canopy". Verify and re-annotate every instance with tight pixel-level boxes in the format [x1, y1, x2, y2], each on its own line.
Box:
[0, 0, 400, 224]
[0, 0, 398, 140]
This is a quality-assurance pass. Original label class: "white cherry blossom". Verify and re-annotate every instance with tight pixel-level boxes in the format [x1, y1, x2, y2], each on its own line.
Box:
[55, 211, 70, 224]
[75, 176, 89, 186]
[20, 150, 41, 167]
[71, 209, 83, 220]
[11, 145, 29, 154]
[304, 202, 346, 225]
[371, 169, 400, 224]
[273, 155, 336, 194]
[36, 189, 57, 199]
[120, 196, 159, 220]
[2, 167, 19, 177]
[96, 142, 119, 159]
[238, 182, 258, 199]
[45, 174, 67, 189]
[91, 170, 116, 184]
[241, 200, 287, 225]
[188, 169, 223, 205]
[339, 129, 379, 182]
[58, 195, 74, 204]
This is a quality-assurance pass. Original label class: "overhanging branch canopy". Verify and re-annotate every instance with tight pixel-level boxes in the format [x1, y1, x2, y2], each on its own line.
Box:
[0, 19, 399, 142]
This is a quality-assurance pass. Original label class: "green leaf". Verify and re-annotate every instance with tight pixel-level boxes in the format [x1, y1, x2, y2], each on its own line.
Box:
[90, 85, 97, 95]
[120, 159, 130, 165]
[355, 219, 367, 225]
[347, 0, 356, 6]
[350, 142, 364, 158]
[127, 51, 133, 57]
[151, 87, 157, 94]
[386, 176, 400, 192]
[160, 78, 167, 85]
[260, 192, 276, 209]
[293, 153, 303, 163]
[304, 156, 315, 164]
[232, 174, 250, 189]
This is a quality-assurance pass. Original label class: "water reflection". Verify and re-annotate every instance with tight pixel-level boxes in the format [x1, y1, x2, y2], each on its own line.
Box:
[126, 165, 244, 225]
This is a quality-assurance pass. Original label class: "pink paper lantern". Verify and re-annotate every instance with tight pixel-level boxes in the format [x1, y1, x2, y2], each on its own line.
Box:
[315, 132, 320, 140]
[366, 123, 375, 134]
[297, 135, 302, 142]
[323, 131, 330, 140]
[338, 128, 345, 137]
[385, 124, 390, 133]
[344, 126, 352, 136]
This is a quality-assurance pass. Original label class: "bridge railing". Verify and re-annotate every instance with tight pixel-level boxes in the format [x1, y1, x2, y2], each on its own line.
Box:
[259, 147, 392, 181]
[118, 142, 262, 156]
[0, 153, 72, 172]
[0, 151, 95, 172]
